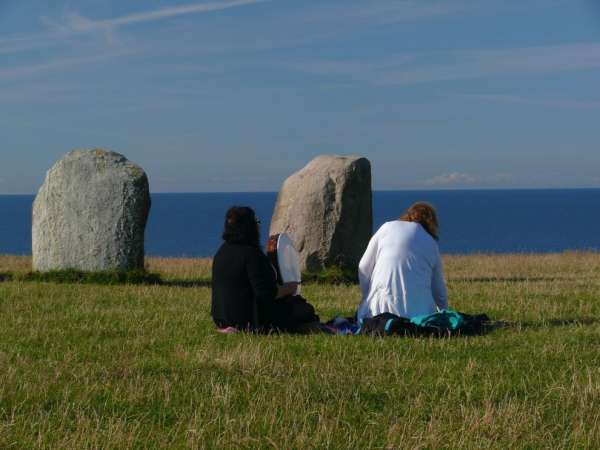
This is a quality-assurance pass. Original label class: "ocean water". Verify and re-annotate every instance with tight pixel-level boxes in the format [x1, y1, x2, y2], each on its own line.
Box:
[2, 189, 600, 257]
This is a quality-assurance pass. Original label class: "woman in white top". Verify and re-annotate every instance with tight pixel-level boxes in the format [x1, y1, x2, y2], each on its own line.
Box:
[356, 202, 449, 320]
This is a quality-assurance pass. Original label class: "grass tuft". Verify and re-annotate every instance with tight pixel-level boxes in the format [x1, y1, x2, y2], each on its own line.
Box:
[302, 265, 358, 284]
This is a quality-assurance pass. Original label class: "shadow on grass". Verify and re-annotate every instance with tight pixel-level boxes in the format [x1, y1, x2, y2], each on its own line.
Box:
[17, 269, 162, 285]
[0, 272, 13, 282]
[484, 318, 600, 331]
[515, 317, 600, 329]
[0, 266, 360, 287]
[0, 269, 214, 288]
[159, 279, 212, 288]
[415, 317, 600, 336]
[159, 275, 360, 288]
[450, 276, 562, 283]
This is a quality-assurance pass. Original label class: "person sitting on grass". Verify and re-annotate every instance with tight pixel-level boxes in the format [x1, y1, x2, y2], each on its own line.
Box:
[356, 202, 449, 320]
[211, 206, 320, 333]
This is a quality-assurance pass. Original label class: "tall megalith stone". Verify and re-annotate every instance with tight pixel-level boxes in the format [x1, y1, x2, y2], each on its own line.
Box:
[270, 155, 372, 272]
[32, 149, 151, 272]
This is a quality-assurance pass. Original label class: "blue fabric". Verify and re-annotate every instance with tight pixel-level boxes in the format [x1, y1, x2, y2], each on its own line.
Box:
[410, 310, 466, 330]
[384, 319, 395, 333]
[327, 316, 362, 335]
[354, 318, 364, 335]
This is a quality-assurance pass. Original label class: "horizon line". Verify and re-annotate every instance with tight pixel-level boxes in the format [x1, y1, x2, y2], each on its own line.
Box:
[3, 186, 600, 196]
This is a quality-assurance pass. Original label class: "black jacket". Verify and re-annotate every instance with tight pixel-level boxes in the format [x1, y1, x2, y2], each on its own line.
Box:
[211, 242, 278, 330]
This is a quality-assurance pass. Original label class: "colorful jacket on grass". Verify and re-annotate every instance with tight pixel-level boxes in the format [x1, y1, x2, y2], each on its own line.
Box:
[355, 310, 490, 337]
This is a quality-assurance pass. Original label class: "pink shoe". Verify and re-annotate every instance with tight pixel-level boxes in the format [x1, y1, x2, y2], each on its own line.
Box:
[217, 326, 240, 334]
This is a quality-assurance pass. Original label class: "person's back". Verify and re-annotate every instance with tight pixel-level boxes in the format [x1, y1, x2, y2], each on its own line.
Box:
[211, 206, 278, 331]
[357, 204, 448, 320]
[212, 241, 277, 330]
[210, 205, 320, 333]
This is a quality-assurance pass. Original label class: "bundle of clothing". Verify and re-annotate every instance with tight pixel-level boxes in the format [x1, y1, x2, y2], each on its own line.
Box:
[327, 310, 491, 337]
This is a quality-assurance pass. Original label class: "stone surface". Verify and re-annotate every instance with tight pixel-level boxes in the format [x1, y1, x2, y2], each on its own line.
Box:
[32, 149, 151, 272]
[270, 155, 372, 272]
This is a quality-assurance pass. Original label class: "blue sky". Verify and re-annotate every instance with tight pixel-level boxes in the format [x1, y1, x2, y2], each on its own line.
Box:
[1, 0, 600, 193]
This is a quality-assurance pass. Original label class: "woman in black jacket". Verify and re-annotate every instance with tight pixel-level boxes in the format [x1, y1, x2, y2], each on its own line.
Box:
[211, 206, 313, 332]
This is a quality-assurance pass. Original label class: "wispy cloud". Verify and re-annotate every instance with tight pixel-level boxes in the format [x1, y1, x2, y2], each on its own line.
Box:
[301, 0, 477, 26]
[453, 93, 600, 110]
[0, 51, 132, 81]
[424, 172, 514, 187]
[135, 0, 488, 56]
[0, 0, 267, 80]
[287, 42, 600, 86]
[0, 33, 61, 55]
[58, 0, 267, 33]
[1, 0, 266, 56]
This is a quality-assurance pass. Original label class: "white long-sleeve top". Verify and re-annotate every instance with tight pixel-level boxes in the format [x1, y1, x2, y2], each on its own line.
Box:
[356, 220, 448, 320]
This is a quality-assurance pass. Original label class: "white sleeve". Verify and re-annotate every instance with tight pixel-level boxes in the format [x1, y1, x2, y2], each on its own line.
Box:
[431, 247, 448, 310]
[358, 227, 381, 300]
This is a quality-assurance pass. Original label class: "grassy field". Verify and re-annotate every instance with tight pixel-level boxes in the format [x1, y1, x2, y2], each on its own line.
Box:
[1, 253, 600, 449]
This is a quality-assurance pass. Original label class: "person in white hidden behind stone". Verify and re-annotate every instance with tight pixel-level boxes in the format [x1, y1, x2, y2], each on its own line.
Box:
[356, 202, 449, 320]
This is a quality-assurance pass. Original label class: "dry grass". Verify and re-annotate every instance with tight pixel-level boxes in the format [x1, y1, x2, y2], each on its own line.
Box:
[0, 255, 31, 275]
[7, 251, 600, 284]
[1, 252, 600, 448]
[445, 251, 600, 281]
[145, 257, 212, 281]
[0, 256, 212, 281]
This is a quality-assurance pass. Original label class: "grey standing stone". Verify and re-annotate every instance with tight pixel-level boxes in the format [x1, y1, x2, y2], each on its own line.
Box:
[270, 155, 372, 272]
[32, 149, 151, 272]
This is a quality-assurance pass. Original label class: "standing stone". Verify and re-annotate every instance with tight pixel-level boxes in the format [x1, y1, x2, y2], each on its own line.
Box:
[32, 149, 151, 272]
[270, 155, 372, 272]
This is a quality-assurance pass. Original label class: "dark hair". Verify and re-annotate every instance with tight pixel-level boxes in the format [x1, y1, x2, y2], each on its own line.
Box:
[400, 202, 439, 241]
[222, 206, 260, 246]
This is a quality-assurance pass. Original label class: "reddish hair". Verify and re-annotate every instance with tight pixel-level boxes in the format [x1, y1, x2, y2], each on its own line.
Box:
[222, 206, 260, 247]
[400, 202, 439, 241]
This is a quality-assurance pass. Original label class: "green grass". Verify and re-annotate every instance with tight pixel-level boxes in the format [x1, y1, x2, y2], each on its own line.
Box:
[4, 267, 352, 288]
[18, 269, 162, 285]
[1, 253, 600, 449]
[302, 265, 358, 284]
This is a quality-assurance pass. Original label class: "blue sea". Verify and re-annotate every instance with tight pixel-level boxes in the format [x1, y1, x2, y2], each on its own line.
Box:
[2, 190, 600, 257]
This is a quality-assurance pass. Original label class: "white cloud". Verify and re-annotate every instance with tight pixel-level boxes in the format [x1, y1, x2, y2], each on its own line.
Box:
[424, 172, 514, 187]
[2, 0, 521, 59]
[1, 0, 266, 56]
[0, 1, 268, 80]
[60, 0, 267, 33]
[425, 172, 480, 186]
